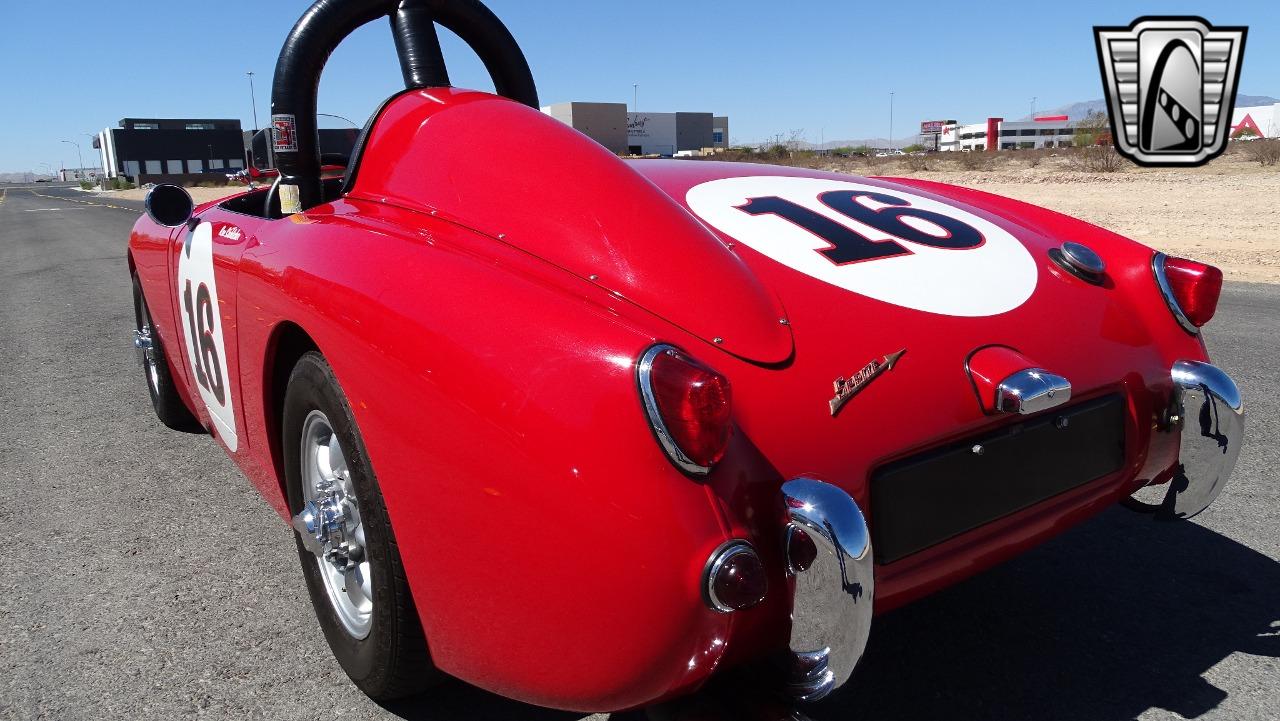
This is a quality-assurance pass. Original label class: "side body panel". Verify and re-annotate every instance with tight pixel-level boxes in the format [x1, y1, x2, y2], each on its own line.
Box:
[229, 199, 738, 711]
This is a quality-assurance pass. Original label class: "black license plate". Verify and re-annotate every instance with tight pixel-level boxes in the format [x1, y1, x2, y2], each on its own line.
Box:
[870, 394, 1125, 564]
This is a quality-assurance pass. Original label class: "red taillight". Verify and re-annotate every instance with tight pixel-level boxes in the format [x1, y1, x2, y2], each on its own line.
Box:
[704, 541, 767, 613]
[1156, 254, 1223, 330]
[639, 345, 733, 475]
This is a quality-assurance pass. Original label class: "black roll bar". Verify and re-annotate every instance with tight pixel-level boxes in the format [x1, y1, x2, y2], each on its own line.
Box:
[270, 0, 538, 213]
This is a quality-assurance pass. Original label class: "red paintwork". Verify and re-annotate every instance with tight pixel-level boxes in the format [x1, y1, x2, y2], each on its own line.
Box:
[129, 88, 1212, 712]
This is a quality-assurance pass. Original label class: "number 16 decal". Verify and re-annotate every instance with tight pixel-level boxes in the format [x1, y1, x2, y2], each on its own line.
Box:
[177, 222, 239, 451]
[685, 176, 1037, 317]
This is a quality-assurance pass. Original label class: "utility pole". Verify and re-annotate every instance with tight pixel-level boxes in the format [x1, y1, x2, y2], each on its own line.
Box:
[889, 91, 895, 151]
[247, 71, 260, 131]
[61, 139, 83, 180]
[632, 83, 638, 114]
[1031, 96, 1037, 117]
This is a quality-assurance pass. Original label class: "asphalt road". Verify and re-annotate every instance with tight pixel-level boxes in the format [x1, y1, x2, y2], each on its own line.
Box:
[2, 186, 1277, 721]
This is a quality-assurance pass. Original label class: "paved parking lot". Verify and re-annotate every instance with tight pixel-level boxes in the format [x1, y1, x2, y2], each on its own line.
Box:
[2, 184, 1277, 720]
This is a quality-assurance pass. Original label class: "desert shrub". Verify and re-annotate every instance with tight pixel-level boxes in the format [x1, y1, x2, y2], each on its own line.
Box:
[1066, 144, 1124, 172]
[903, 154, 929, 171]
[958, 151, 992, 171]
[1245, 139, 1280, 166]
[79, 180, 93, 190]
[110, 177, 135, 190]
[1023, 148, 1051, 168]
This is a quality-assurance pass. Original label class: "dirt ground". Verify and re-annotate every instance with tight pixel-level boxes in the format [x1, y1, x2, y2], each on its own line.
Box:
[96, 186, 250, 204]
[93, 147, 1278, 283]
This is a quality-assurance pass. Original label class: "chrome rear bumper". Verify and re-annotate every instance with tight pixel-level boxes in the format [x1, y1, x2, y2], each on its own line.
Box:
[778, 478, 873, 702]
[1128, 360, 1244, 519]
[1165, 360, 1245, 518]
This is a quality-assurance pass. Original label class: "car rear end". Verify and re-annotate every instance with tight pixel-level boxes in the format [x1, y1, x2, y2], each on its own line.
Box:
[621, 163, 1244, 702]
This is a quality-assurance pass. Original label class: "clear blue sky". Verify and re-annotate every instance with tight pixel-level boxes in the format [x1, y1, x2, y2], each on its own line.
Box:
[1, 0, 1274, 173]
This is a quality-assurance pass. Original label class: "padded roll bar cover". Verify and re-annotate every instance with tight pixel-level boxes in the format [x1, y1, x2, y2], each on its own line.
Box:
[392, 1, 451, 89]
[271, 0, 539, 211]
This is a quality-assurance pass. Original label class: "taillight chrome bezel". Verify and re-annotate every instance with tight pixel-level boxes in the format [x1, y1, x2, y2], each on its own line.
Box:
[637, 343, 715, 477]
[1152, 252, 1199, 335]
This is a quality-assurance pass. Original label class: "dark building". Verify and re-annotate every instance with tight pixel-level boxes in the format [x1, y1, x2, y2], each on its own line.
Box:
[244, 127, 361, 170]
[94, 118, 245, 184]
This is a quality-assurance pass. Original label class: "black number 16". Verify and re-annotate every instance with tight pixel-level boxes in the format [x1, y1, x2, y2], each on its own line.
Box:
[182, 280, 226, 405]
[737, 190, 985, 265]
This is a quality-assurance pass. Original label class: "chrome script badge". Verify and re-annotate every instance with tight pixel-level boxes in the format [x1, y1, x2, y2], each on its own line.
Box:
[1094, 16, 1246, 167]
[829, 349, 906, 417]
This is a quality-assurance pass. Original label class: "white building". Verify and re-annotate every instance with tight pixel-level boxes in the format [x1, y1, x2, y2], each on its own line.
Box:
[1230, 103, 1279, 138]
[938, 122, 991, 152]
[935, 116, 1079, 152]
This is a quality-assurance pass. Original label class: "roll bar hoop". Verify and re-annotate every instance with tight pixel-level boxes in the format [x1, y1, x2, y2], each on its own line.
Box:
[270, 0, 538, 213]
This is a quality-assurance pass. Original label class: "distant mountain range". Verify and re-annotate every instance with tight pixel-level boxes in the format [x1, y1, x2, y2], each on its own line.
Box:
[1021, 94, 1278, 121]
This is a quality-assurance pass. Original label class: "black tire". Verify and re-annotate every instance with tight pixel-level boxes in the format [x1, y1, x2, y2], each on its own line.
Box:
[282, 352, 440, 700]
[132, 273, 203, 433]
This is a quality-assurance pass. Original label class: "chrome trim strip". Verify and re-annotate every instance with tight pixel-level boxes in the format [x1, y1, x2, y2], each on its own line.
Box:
[780, 478, 874, 703]
[1152, 252, 1199, 334]
[996, 368, 1072, 415]
[636, 344, 710, 476]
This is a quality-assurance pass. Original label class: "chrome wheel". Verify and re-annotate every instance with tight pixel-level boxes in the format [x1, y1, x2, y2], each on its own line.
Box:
[133, 300, 160, 396]
[293, 410, 373, 638]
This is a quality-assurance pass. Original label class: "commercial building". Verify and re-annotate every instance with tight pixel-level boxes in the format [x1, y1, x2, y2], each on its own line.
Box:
[713, 116, 730, 148]
[58, 167, 103, 182]
[94, 118, 245, 183]
[542, 102, 727, 156]
[541, 102, 629, 154]
[933, 116, 1079, 152]
[1230, 103, 1279, 138]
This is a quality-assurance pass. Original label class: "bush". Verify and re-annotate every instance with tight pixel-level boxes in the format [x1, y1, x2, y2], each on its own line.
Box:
[1067, 144, 1124, 172]
[1023, 148, 1050, 168]
[901, 144, 926, 153]
[903, 154, 929, 171]
[79, 180, 93, 190]
[110, 177, 135, 190]
[958, 151, 992, 171]
[1245, 139, 1280, 166]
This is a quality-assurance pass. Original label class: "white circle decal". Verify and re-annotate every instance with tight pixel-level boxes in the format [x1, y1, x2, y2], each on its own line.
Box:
[686, 176, 1037, 317]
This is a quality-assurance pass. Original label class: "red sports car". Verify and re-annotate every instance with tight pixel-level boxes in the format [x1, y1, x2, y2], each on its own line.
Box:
[128, 0, 1244, 712]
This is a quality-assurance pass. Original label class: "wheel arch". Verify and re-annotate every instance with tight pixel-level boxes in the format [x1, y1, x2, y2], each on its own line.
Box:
[263, 320, 321, 505]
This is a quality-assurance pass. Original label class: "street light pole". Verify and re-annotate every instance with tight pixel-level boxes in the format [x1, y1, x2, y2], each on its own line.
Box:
[889, 91, 895, 152]
[633, 83, 638, 114]
[247, 71, 260, 131]
[1031, 96, 1037, 117]
[61, 139, 83, 180]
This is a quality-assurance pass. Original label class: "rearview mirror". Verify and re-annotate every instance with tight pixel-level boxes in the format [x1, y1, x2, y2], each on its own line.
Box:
[145, 184, 194, 228]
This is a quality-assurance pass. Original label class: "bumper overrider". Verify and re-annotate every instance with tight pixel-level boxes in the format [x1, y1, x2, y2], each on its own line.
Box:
[778, 478, 874, 702]
[1134, 360, 1245, 519]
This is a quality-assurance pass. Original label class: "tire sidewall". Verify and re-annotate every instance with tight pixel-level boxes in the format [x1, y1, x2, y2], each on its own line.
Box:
[282, 352, 401, 691]
[132, 273, 201, 432]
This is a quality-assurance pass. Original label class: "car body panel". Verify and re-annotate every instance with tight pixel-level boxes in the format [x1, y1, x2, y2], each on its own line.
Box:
[128, 89, 1214, 712]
